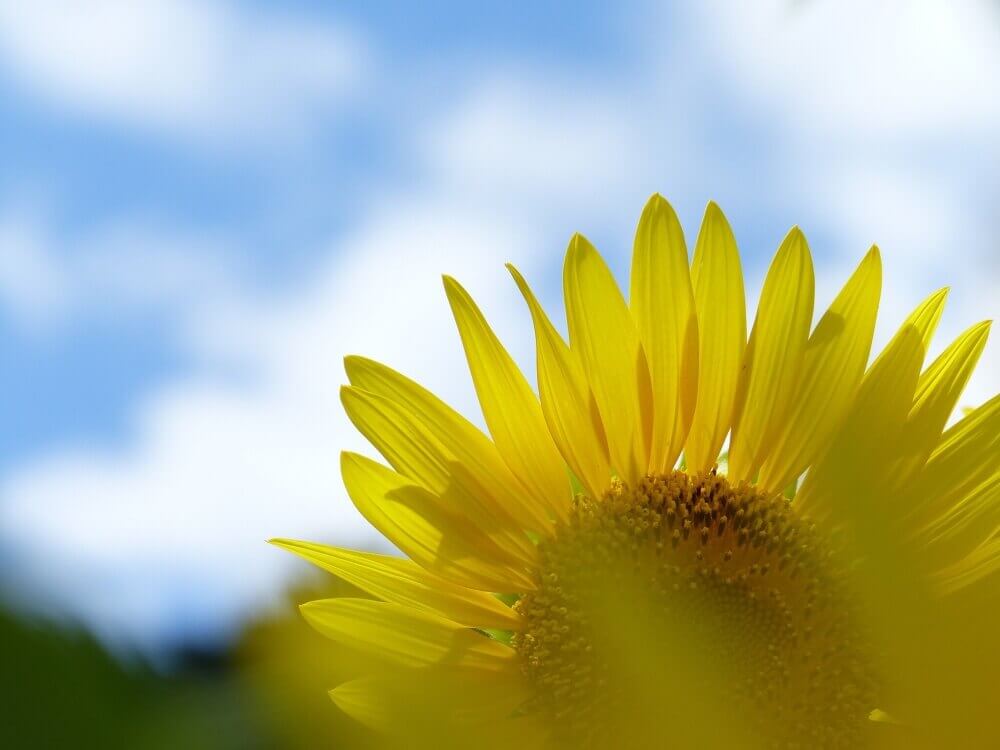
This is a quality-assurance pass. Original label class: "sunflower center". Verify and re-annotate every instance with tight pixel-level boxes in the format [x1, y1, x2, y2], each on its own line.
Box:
[512, 471, 878, 749]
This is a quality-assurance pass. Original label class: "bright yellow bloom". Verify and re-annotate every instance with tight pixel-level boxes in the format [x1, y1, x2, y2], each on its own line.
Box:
[273, 195, 998, 749]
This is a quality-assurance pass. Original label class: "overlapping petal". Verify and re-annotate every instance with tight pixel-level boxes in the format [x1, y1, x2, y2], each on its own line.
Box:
[344, 355, 553, 535]
[340, 452, 535, 592]
[341, 385, 539, 564]
[301, 598, 518, 672]
[271, 539, 521, 630]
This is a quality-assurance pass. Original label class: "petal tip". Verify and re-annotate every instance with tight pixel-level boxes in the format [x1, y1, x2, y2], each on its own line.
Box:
[565, 232, 596, 266]
[701, 200, 733, 234]
[644, 192, 670, 213]
[343, 354, 365, 379]
[927, 286, 950, 305]
[506, 262, 527, 287]
[340, 450, 363, 472]
[704, 199, 725, 219]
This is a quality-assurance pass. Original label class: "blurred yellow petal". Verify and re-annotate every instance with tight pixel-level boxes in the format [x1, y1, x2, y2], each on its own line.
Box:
[907, 394, 1000, 564]
[728, 227, 814, 482]
[330, 678, 398, 734]
[341, 385, 538, 563]
[629, 194, 699, 474]
[508, 264, 611, 498]
[759, 246, 882, 492]
[564, 233, 650, 484]
[330, 671, 530, 736]
[685, 202, 746, 473]
[924, 477, 1000, 579]
[927, 391, 1000, 485]
[344, 356, 548, 536]
[341, 452, 535, 592]
[271, 538, 521, 630]
[891, 320, 992, 488]
[914, 392, 1000, 522]
[301, 598, 517, 672]
[443, 276, 570, 523]
[931, 524, 1000, 595]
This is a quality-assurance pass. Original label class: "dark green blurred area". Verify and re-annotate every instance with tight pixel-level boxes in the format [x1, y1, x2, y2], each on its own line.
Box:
[1, 578, 378, 749]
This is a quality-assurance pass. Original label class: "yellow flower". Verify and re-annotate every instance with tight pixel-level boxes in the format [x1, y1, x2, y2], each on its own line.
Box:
[273, 195, 997, 749]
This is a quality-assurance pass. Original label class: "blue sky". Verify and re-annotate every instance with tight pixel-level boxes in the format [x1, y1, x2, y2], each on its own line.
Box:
[0, 0, 997, 654]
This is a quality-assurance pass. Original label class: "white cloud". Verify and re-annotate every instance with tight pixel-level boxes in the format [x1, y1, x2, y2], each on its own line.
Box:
[697, 0, 1000, 139]
[0, 209, 238, 331]
[422, 75, 647, 219]
[0, 0, 367, 145]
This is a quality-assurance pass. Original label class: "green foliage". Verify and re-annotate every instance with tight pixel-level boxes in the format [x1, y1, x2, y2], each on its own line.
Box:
[1, 607, 271, 748]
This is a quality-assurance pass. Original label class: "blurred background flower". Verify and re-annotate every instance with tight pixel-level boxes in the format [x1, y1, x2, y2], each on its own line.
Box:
[0, 0, 997, 745]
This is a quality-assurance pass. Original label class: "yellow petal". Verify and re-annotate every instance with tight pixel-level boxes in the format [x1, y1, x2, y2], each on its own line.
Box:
[331, 671, 531, 736]
[905, 392, 1000, 551]
[891, 320, 992, 487]
[443, 276, 570, 523]
[931, 524, 1000, 595]
[563, 233, 650, 484]
[921, 476, 1000, 577]
[301, 598, 517, 671]
[344, 356, 549, 536]
[341, 452, 535, 592]
[341, 385, 538, 564]
[685, 202, 747, 473]
[629, 194, 699, 474]
[896, 286, 949, 354]
[758, 246, 882, 492]
[271, 538, 521, 630]
[507, 264, 611, 498]
[728, 227, 814, 482]
[331, 678, 398, 733]
[797, 288, 948, 519]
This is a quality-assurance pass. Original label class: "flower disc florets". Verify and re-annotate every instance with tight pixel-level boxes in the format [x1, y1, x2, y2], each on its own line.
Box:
[513, 470, 877, 749]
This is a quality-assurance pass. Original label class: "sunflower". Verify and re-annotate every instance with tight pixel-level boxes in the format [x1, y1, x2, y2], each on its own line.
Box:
[272, 195, 997, 749]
